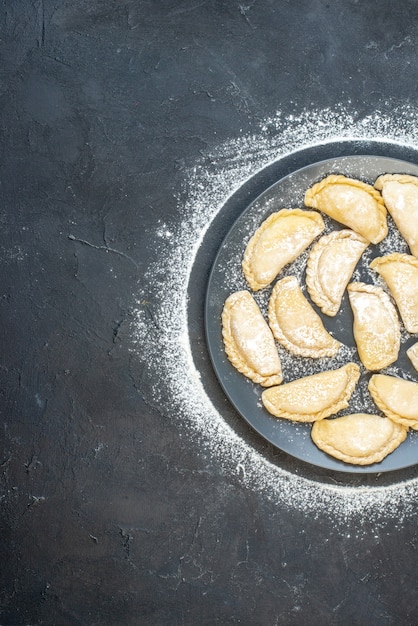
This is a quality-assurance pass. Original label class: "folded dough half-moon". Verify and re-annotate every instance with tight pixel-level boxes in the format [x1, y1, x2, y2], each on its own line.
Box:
[268, 276, 340, 357]
[311, 413, 407, 465]
[369, 373, 418, 430]
[347, 282, 400, 371]
[407, 342, 418, 372]
[304, 174, 387, 244]
[306, 229, 368, 316]
[374, 174, 418, 257]
[261, 363, 360, 422]
[242, 209, 325, 291]
[222, 290, 283, 387]
[370, 253, 418, 334]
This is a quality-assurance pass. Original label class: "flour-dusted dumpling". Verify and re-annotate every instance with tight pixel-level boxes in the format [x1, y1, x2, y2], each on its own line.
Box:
[369, 374, 418, 430]
[242, 209, 325, 291]
[268, 276, 340, 358]
[221, 290, 282, 387]
[304, 174, 387, 244]
[370, 253, 418, 334]
[347, 282, 400, 371]
[261, 363, 360, 422]
[306, 229, 369, 316]
[374, 174, 418, 257]
[311, 413, 407, 465]
[407, 342, 418, 372]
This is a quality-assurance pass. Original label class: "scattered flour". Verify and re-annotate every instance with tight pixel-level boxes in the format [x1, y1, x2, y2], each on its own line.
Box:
[132, 103, 418, 529]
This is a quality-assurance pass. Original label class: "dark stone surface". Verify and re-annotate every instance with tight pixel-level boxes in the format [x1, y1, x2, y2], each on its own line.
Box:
[1, 1, 418, 624]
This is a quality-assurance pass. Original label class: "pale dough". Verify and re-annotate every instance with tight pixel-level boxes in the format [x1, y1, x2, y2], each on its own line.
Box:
[374, 173, 418, 257]
[242, 208, 324, 291]
[306, 229, 368, 316]
[304, 174, 387, 244]
[311, 413, 407, 465]
[347, 282, 400, 371]
[369, 373, 418, 430]
[221, 290, 283, 387]
[268, 276, 340, 357]
[261, 363, 360, 423]
[407, 342, 418, 372]
[370, 253, 418, 334]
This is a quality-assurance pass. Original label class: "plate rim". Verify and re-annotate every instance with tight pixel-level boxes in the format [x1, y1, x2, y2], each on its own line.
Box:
[204, 153, 418, 474]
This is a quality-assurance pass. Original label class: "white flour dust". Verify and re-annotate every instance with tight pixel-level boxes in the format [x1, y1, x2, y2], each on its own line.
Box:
[132, 104, 418, 528]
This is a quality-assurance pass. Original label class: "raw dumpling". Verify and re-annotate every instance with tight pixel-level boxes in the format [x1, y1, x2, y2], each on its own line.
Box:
[242, 209, 325, 291]
[407, 342, 418, 372]
[268, 276, 340, 357]
[304, 174, 387, 244]
[374, 173, 418, 257]
[311, 413, 407, 465]
[306, 229, 368, 316]
[347, 282, 400, 371]
[261, 363, 360, 422]
[369, 373, 418, 430]
[370, 253, 418, 333]
[221, 290, 282, 387]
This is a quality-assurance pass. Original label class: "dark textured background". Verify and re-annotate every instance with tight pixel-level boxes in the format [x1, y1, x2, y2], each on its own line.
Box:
[1, 1, 418, 624]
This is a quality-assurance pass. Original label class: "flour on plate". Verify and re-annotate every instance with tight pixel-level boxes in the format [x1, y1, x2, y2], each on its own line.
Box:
[132, 103, 418, 530]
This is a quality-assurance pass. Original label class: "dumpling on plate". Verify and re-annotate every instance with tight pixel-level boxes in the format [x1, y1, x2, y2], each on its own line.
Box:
[221, 290, 283, 387]
[268, 275, 341, 357]
[242, 209, 324, 291]
[306, 229, 368, 316]
[311, 413, 407, 465]
[261, 363, 360, 422]
[347, 282, 400, 371]
[370, 253, 418, 334]
[369, 373, 418, 430]
[374, 173, 418, 257]
[304, 174, 387, 244]
[406, 342, 418, 372]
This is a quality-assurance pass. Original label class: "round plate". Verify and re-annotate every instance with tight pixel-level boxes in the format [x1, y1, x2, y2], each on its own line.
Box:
[205, 155, 418, 473]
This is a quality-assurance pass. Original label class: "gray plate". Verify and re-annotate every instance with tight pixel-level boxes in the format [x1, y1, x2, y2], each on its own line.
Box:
[205, 155, 418, 473]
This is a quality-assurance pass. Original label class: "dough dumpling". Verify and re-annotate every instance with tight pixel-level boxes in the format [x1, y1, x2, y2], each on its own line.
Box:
[374, 174, 418, 257]
[268, 276, 340, 357]
[221, 290, 282, 387]
[369, 373, 418, 430]
[407, 342, 418, 372]
[311, 413, 407, 465]
[242, 209, 325, 291]
[261, 363, 360, 422]
[304, 174, 387, 244]
[347, 282, 400, 371]
[370, 253, 418, 334]
[306, 229, 368, 316]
